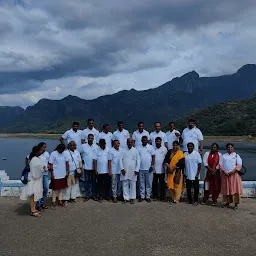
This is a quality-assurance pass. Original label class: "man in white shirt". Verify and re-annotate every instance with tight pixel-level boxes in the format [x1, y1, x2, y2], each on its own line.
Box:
[112, 121, 130, 149]
[166, 121, 182, 149]
[93, 139, 111, 202]
[137, 136, 155, 203]
[150, 122, 168, 148]
[132, 121, 150, 148]
[184, 142, 202, 205]
[97, 124, 113, 149]
[109, 140, 123, 203]
[120, 138, 141, 204]
[60, 122, 83, 152]
[82, 119, 99, 144]
[80, 134, 98, 201]
[152, 137, 167, 201]
[181, 119, 204, 154]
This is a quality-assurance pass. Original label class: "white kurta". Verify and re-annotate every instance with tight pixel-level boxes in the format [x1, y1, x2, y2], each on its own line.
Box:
[120, 147, 141, 181]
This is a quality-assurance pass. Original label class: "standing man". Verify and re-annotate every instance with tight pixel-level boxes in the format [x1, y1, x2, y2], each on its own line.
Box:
[93, 139, 111, 202]
[137, 136, 155, 203]
[60, 122, 83, 152]
[149, 122, 168, 148]
[108, 140, 123, 203]
[152, 137, 167, 201]
[112, 121, 130, 149]
[97, 124, 113, 149]
[82, 119, 99, 144]
[120, 138, 141, 204]
[166, 121, 182, 150]
[132, 122, 150, 148]
[181, 119, 204, 154]
[80, 134, 98, 201]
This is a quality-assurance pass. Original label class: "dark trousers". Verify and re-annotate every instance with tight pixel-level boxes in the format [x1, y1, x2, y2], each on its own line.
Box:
[186, 179, 199, 203]
[84, 170, 97, 198]
[152, 173, 166, 200]
[97, 173, 109, 199]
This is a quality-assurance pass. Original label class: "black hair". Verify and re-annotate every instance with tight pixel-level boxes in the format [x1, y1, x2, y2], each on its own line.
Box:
[155, 137, 162, 141]
[226, 143, 234, 149]
[38, 142, 46, 149]
[99, 139, 106, 144]
[169, 121, 174, 125]
[187, 142, 195, 148]
[87, 119, 94, 123]
[87, 133, 94, 138]
[29, 146, 41, 160]
[55, 144, 66, 152]
[211, 143, 219, 149]
[188, 118, 195, 123]
[117, 121, 124, 126]
[137, 121, 144, 126]
[154, 121, 161, 125]
[113, 139, 119, 144]
[73, 121, 79, 126]
[141, 136, 148, 140]
[103, 124, 110, 129]
[173, 141, 180, 146]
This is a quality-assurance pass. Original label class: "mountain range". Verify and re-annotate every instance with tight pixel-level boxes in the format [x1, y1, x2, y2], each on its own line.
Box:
[0, 64, 256, 134]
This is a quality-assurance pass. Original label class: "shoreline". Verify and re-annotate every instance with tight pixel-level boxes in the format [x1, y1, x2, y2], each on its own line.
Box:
[0, 133, 255, 142]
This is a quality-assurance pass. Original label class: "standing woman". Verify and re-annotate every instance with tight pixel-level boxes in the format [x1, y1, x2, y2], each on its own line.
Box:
[48, 144, 69, 208]
[36, 142, 50, 211]
[20, 146, 44, 217]
[202, 143, 222, 206]
[63, 141, 82, 203]
[220, 143, 243, 209]
[184, 142, 202, 205]
[164, 141, 185, 204]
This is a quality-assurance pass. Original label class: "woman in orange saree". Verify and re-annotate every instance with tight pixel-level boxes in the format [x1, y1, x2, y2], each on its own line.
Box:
[164, 141, 185, 204]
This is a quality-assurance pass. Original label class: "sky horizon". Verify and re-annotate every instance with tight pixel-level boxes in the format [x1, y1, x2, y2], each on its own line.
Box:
[0, 0, 256, 108]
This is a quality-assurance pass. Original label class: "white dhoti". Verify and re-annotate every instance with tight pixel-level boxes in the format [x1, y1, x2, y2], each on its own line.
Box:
[123, 180, 136, 200]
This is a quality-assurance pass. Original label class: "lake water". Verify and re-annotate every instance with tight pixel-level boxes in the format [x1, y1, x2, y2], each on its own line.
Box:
[0, 138, 255, 180]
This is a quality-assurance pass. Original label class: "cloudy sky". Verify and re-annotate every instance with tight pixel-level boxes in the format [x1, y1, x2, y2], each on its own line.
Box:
[0, 0, 255, 107]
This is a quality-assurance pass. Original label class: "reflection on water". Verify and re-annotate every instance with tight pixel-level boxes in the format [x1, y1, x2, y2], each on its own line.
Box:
[0, 138, 255, 180]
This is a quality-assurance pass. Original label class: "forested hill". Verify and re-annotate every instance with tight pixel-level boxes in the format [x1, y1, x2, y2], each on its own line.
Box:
[173, 96, 256, 136]
[0, 64, 256, 133]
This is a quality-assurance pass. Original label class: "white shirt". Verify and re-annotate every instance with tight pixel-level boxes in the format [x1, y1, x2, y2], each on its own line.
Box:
[97, 132, 113, 149]
[64, 150, 82, 174]
[184, 151, 202, 180]
[154, 146, 167, 174]
[132, 129, 150, 148]
[62, 129, 83, 151]
[80, 143, 98, 170]
[150, 131, 167, 148]
[220, 152, 242, 173]
[49, 151, 68, 179]
[120, 147, 141, 181]
[112, 129, 130, 149]
[93, 147, 110, 174]
[137, 144, 155, 170]
[82, 127, 99, 144]
[166, 129, 180, 149]
[108, 148, 123, 175]
[39, 151, 50, 176]
[203, 151, 222, 169]
[29, 157, 44, 180]
[182, 127, 203, 152]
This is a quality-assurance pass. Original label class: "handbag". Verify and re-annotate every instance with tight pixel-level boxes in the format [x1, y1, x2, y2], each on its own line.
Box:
[69, 150, 82, 178]
[21, 164, 30, 184]
[173, 169, 181, 184]
[236, 154, 247, 176]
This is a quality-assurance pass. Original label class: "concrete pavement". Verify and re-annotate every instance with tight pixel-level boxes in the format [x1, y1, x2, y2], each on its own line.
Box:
[0, 197, 256, 256]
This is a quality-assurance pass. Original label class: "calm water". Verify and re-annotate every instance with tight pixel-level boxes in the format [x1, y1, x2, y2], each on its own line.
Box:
[0, 138, 255, 180]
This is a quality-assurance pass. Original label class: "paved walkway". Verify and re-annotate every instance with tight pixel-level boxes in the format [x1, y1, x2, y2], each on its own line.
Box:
[0, 198, 256, 256]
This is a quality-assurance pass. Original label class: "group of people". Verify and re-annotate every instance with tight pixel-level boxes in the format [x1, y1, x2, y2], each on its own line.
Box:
[20, 119, 244, 217]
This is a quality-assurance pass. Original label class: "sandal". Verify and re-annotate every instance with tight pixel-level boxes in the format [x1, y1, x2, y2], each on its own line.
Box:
[58, 200, 66, 207]
[30, 211, 41, 217]
[41, 204, 48, 209]
[51, 202, 57, 210]
[221, 203, 230, 208]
